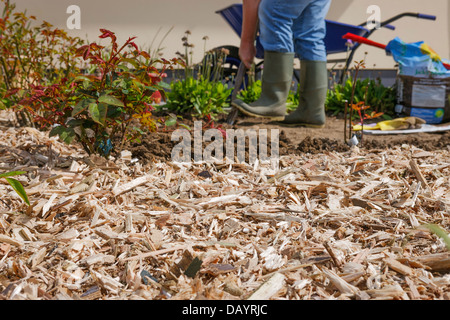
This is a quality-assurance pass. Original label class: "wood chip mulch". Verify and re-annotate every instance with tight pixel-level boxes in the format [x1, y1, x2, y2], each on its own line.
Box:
[1, 119, 450, 300]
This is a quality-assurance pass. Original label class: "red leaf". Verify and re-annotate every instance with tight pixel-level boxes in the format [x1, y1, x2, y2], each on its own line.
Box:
[5, 88, 19, 98]
[83, 46, 90, 60]
[140, 51, 151, 60]
[143, 102, 155, 112]
[75, 45, 90, 58]
[89, 43, 104, 51]
[99, 29, 115, 39]
[128, 41, 140, 53]
[150, 91, 161, 104]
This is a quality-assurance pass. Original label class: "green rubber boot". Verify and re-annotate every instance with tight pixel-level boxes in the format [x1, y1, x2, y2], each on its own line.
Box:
[232, 51, 295, 121]
[280, 60, 328, 128]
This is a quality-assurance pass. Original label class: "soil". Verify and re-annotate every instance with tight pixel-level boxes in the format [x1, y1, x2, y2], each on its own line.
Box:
[128, 113, 450, 163]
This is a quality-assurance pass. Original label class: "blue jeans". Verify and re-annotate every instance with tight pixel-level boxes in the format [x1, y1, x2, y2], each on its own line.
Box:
[258, 0, 331, 61]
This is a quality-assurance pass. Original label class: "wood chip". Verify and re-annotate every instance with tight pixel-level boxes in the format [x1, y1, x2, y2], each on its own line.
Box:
[385, 257, 414, 276]
[415, 252, 450, 271]
[0, 234, 23, 247]
[247, 272, 285, 300]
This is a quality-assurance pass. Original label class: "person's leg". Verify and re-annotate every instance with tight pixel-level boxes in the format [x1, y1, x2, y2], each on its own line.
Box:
[292, 0, 330, 62]
[232, 0, 311, 120]
[281, 0, 331, 127]
[258, 0, 310, 53]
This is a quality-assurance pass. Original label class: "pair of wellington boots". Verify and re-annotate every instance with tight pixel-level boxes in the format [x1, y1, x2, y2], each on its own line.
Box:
[232, 51, 327, 128]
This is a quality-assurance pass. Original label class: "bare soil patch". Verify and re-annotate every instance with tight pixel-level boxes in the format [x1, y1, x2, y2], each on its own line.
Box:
[128, 115, 450, 163]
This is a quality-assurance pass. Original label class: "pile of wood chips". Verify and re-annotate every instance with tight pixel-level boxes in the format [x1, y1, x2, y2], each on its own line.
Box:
[1, 118, 450, 300]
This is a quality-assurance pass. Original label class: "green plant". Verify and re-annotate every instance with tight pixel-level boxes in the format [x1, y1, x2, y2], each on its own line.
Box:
[164, 33, 232, 117]
[326, 77, 396, 119]
[341, 61, 386, 145]
[0, 171, 30, 206]
[286, 84, 300, 113]
[344, 60, 365, 143]
[166, 76, 231, 116]
[236, 79, 261, 104]
[20, 29, 179, 157]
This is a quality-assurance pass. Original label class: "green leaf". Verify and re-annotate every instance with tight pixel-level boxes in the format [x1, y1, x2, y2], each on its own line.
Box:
[58, 127, 77, 144]
[179, 123, 191, 130]
[74, 75, 92, 82]
[49, 125, 64, 138]
[66, 119, 84, 127]
[89, 102, 108, 125]
[157, 81, 171, 90]
[72, 98, 95, 117]
[165, 117, 177, 127]
[422, 224, 450, 250]
[98, 94, 124, 107]
[121, 58, 140, 68]
[0, 171, 26, 179]
[5, 177, 30, 206]
[116, 64, 130, 72]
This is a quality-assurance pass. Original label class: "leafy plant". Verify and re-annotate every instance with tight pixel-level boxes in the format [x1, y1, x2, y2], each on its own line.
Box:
[327, 76, 396, 119]
[236, 79, 261, 104]
[286, 84, 301, 113]
[166, 76, 231, 116]
[0, 171, 30, 206]
[0, 0, 85, 124]
[164, 32, 232, 118]
[341, 60, 386, 145]
[20, 29, 179, 157]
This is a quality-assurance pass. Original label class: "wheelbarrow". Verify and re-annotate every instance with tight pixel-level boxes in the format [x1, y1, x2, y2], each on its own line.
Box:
[214, 4, 437, 84]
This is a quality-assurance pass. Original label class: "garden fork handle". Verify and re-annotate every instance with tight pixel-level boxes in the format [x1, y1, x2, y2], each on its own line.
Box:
[227, 62, 247, 125]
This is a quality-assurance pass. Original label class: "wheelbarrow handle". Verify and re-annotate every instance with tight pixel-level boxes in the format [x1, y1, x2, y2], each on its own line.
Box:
[342, 33, 386, 49]
[383, 24, 396, 31]
[342, 32, 450, 70]
[417, 13, 437, 21]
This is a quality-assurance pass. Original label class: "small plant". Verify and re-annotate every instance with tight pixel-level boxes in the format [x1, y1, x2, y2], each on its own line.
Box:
[164, 32, 232, 118]
[20, 29, 179, 157]
[166, 76, 231, 117]
[0, 171, 30, 206]
[344, 60, 365, 144]
[327, 76, 396, 119]
[236, 79, 261, 104]
[286, 84, 301, 113]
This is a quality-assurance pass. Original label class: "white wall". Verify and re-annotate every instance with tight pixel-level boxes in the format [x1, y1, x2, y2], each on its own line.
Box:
[5, 0, 450, 69]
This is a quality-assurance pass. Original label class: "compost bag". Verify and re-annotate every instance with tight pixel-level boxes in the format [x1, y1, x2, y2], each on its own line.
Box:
[386, 37, 450, 77]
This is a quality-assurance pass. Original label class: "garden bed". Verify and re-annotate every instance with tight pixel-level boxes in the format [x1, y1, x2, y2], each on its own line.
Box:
[1, 110, 450, 300]
[127, 114, 450, 164]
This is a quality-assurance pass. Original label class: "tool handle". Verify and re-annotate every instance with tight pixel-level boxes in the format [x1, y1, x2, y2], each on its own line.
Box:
[342, 33, 387, 49]
[342, 33, 450, 70]
[383, 24, 396, 31]
[417, 13, 437, 20]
